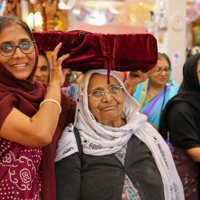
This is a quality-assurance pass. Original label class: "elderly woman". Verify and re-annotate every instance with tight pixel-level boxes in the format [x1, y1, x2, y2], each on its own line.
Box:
[63, 69, 184, 200]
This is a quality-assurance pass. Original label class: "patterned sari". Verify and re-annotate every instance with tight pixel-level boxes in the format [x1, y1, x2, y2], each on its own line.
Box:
[134, 78, 179, 128]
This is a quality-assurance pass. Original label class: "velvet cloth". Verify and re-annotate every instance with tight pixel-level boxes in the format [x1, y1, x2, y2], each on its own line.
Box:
[58, 30, 158, 83]
[32, 31, 64, 51]
[32, 30, 158, 83]
[0, 45, 76, 199]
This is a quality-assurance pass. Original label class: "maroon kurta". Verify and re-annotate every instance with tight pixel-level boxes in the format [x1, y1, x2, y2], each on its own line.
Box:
[0, 44, 76, 199]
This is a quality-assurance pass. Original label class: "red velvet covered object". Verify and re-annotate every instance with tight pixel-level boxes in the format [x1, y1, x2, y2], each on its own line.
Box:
[32, 31, 64, 51]
[58, 30, 158, 73]
[32, 30, 158, 82]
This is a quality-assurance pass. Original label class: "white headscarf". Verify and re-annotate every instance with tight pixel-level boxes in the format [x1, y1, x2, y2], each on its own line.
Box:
[75, 69, 184, 200]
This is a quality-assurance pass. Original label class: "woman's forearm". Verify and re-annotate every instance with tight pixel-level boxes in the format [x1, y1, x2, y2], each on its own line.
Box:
[31, 81, 62, 143]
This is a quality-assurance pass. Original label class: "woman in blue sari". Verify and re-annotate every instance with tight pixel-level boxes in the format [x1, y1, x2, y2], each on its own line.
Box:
[134, 53, 179, 129]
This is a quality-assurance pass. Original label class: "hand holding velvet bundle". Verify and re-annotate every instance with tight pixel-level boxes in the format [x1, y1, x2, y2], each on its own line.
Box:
[57, 30, 158, 83]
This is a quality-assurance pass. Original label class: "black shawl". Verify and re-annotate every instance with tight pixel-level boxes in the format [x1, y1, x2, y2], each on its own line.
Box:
[159, 53, 200, 144]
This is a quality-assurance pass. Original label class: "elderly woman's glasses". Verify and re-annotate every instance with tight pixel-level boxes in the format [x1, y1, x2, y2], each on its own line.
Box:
[0, 41, 36, 57]
[88, 85, 123, 101]
[155, 68, 171, 75]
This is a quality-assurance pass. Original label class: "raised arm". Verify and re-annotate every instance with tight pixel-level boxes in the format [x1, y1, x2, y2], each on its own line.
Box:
[0, 43, 70, 147]
[124, 63, 158, 94]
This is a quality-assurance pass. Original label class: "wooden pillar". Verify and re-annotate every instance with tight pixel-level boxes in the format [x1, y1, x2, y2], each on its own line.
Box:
[45, 0, 59, 31]
[16, 0, 21, 19]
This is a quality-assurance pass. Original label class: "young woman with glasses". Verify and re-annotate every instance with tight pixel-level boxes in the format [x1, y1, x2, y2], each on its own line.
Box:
[133, 53, 180, 129]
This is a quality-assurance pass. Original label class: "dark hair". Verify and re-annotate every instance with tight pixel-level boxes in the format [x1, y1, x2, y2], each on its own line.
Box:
[158, 53, 171, 69]
[39, 51, 50, 69]
[39, 51, 49, 62]
[0, 15, 34, 40]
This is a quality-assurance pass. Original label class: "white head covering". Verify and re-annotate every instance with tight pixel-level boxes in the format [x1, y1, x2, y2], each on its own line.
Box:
[75, 69, 146, 155]
[75, 69, 184, 200]
[56, 69, 184, 200]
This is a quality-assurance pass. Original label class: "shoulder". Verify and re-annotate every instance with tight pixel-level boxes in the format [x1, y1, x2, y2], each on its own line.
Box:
[166, 83, 179, 98]
[167, 101, 200, 149]
[171, 83, 179, 90]
[168, 101, 197, 117]
[167, 101, 200, 132]
[171, 83, 179, 91]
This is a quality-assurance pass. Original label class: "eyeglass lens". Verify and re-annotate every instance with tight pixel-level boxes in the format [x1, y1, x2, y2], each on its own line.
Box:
[0, 41, 35, 57]
[89, 86, 122, 100]
[156, 68, 170, 74]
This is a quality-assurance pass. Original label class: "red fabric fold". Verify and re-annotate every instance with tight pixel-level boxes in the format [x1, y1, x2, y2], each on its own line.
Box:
[32, 31, 64, 51]
[57, 30, 158, 71]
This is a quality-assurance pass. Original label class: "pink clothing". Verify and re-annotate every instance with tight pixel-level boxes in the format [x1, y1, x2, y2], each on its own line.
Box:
[0, 138, 42, 199]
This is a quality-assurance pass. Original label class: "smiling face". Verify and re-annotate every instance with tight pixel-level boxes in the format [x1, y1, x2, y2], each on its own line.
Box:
[33, 54, 49, 83]
[149, 58, 170, 88]
[88, 74, 124, 127]
[0, 24, 35, 80]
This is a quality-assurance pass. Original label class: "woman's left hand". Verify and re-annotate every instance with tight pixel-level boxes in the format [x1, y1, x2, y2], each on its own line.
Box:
[124, 62, 158, 94]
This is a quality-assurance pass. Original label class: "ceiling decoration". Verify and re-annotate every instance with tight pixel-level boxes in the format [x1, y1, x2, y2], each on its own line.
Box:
[58, 0, 78, 11]
[70, 0, 154, 25]
[0, 0, 199, 27]
[186, 0, 200, 21]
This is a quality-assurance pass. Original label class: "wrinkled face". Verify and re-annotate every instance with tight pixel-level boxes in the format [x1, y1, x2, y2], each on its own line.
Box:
[33, 54, 49, 83]
[149, 58, 170, 88]
[88, 74, 124, 124]
[0, 24, 35, 80]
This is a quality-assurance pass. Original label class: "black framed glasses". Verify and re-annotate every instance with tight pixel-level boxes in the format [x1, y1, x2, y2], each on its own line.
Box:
[0, 41, 36, 57]
[155, 68, 171, 75]
[88, 85, 123, 101]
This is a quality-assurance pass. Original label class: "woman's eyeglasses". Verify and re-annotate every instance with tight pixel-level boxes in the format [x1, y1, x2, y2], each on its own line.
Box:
[88, 85, 123, 101]
[155, 68, 171, 75]
[0, 41, 35, 57]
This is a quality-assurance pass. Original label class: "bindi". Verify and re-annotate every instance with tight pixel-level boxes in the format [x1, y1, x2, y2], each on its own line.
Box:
[14, 38, 16, 40]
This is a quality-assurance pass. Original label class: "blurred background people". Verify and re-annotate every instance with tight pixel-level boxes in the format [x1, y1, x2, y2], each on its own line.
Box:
[65, 71, 84, 100]
[159, 53, 200, 200]
[74, 71, 84, 84]
[33, 50, 50, 83]
[133, 53, 179, 129]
